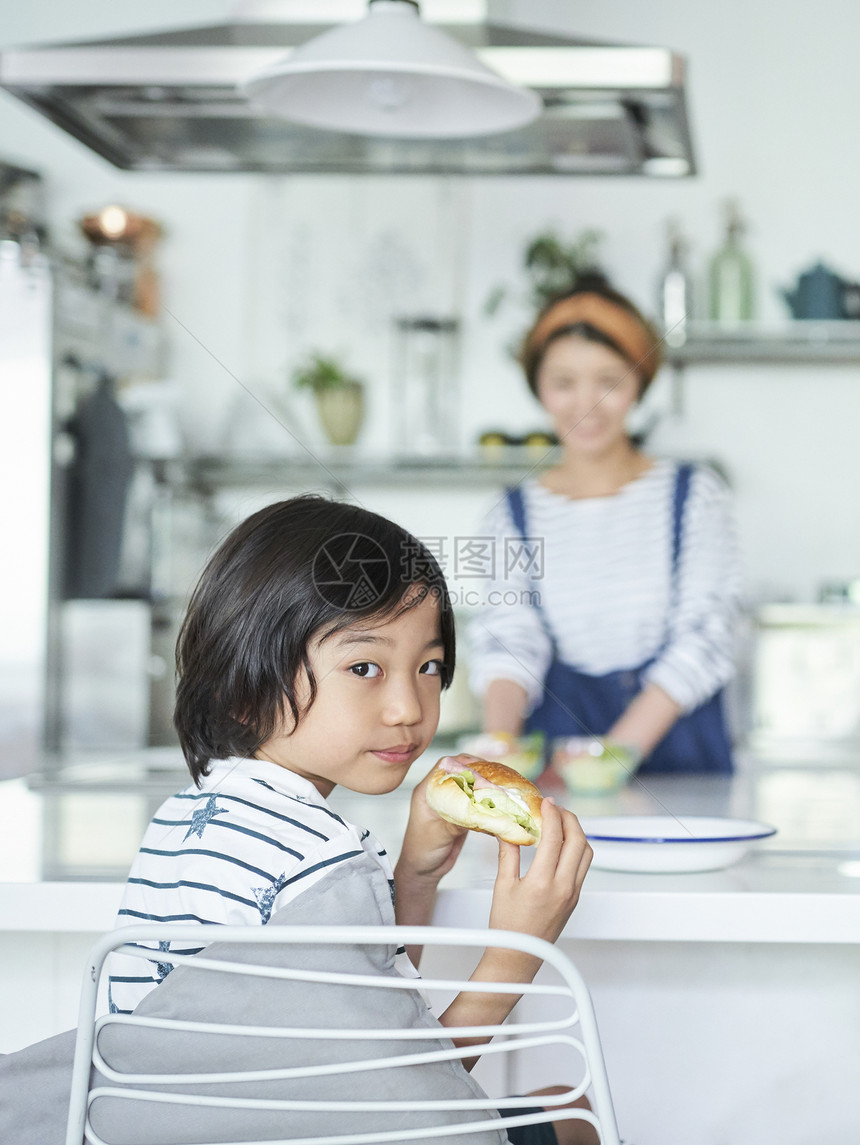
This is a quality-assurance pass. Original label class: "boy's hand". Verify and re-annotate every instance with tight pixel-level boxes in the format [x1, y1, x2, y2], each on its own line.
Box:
[437, 796, 592, 1049]
[488, 796, 592, 945]
[394, 756, 483, 945]
[397, 755, 480, 884]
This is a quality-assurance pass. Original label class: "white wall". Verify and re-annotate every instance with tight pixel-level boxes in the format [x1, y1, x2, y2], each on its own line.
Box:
[492, 0, 860, 603]
[3, 0, 860, 606]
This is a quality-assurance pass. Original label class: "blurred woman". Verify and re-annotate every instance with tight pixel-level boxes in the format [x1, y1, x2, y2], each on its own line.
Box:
[468, 275, 741, 774]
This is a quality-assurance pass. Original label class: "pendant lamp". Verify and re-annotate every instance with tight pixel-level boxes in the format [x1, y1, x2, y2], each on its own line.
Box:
[241, 0, 542, 138]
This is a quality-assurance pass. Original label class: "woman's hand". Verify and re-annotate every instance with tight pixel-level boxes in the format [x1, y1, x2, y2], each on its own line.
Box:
[488, 796, 592, 946]
[482, 679, 529, 738]
[607, 681, 682, 760]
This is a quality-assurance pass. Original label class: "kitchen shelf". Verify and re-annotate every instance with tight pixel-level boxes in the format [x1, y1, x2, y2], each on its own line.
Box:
[661, 322, 860, 414]
[665, 321, 860, 366]
[187, 448, 560, 494]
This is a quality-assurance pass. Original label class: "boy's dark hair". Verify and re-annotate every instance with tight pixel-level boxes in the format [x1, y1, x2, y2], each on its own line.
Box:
[174, 494, 455, 784]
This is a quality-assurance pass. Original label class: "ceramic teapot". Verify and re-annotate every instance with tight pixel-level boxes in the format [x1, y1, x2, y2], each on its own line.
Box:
[781, 261, 846, 320]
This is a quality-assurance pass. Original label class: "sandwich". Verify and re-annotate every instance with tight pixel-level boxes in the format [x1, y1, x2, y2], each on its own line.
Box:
[425, 757, 543, 846]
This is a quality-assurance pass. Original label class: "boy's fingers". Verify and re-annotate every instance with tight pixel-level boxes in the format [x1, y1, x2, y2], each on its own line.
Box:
[556, 807, 589, 860]
[496, 838, 522, 882]
[528, 798, 564, 873]
[558, 809, 593, 889]
[448, 831, 469, 861]
[531, 803, 591, 889]
[559, 806, 588, 849]
[565, 843, 592, 908]
[539, 797, 561, 830]
[576, 832, 594, 880]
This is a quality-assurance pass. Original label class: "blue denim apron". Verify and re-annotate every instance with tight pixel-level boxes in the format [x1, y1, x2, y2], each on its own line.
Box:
[506, 464, 733, 774]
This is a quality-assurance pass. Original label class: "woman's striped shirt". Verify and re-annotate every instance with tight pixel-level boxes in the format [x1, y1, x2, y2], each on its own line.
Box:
[467, 459, 742, 714]
[107, 757, 395, 1014]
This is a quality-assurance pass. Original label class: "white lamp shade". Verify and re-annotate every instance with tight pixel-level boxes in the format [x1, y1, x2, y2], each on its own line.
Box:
[241, 0, 542, 138]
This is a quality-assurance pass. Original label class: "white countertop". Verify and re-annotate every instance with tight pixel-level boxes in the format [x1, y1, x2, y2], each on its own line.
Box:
[1, 749, 859, 944]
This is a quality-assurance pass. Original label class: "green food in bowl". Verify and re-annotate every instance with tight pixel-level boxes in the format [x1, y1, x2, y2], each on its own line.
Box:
[552, 738, 639, 793]
[503, 743, 545, 782]
[457, 732, 546, 781]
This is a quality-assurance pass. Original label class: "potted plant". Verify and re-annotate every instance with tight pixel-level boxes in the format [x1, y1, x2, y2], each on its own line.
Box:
[485, 226, 605, 318]
[292, 352, 365, 446]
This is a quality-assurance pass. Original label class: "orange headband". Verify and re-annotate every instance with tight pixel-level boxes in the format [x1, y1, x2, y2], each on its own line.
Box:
[525, 292, 663, 386]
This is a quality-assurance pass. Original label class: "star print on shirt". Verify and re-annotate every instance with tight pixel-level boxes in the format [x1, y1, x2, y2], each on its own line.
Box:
[253, 873, 287, 923]
[183, 794, 229, 840]
[155, 939, 174, 982]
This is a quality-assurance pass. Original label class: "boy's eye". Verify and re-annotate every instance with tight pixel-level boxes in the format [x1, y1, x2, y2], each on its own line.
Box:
[350, 662, 382, 678]
[420, 660, 444, 677]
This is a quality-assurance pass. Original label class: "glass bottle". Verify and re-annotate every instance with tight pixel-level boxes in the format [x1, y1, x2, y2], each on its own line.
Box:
[393, 316, 460, 457]
[657, 218, 694, 346]
[709, 200, 755, 324]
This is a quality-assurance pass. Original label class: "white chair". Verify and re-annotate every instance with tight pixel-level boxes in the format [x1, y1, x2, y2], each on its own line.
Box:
[66, 923, 621, 1145]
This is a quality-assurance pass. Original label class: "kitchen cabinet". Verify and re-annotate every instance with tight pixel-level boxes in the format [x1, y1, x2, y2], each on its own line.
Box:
[748, 604, 860, 757]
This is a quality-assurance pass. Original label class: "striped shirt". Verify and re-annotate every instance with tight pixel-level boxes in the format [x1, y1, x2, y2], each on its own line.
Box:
[467, 459, 742, 714]
[108, 757, 396, 1014]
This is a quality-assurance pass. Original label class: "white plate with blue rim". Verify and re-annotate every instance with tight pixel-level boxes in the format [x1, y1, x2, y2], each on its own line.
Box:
[579, 815, 778, 873]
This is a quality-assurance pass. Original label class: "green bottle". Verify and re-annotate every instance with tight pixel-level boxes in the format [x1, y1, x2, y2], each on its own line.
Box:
[708, 200, 755, 324]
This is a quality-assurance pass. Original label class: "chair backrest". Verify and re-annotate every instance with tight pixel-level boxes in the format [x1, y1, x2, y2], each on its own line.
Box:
[66, 923, 620, 1145]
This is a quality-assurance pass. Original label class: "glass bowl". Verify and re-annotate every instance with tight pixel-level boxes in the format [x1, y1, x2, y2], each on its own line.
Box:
[551, 737, 639, 794]
[456, 732, 546, 782]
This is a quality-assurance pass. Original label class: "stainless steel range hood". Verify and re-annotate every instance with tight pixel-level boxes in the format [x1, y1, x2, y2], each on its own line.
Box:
[0, 15, 696, 176]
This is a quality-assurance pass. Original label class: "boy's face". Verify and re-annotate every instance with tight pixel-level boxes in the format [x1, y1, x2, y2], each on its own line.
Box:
[255, 591, 445, 797]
